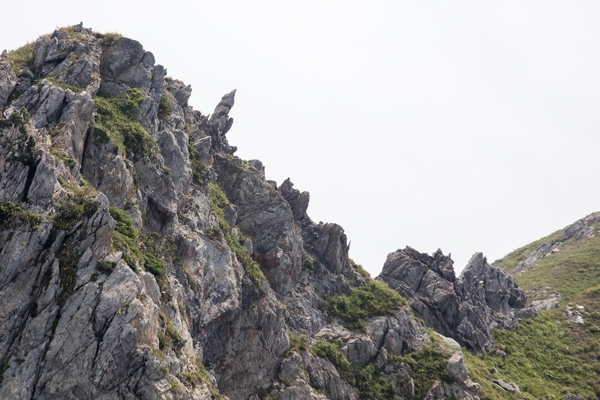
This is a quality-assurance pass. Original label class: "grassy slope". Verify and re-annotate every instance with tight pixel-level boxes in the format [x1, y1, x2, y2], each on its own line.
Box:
[463, 221, 600, 399]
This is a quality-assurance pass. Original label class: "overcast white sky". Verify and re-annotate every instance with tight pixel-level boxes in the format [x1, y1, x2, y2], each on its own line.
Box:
[3, 1, 600, 276]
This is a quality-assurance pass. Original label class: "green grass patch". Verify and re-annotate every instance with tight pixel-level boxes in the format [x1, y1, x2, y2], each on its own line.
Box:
[50, 146, 76, 168]
[6, 42, 35, 73]
[390, 343, 455, 399]
[302, 256, 315, 272]
[311, 339, 395, 399]
[97, 260, 116, 273]
[208, 183, 266, 286]
[158, 311, 184, 355]
[178, 361, 224, 399]
[110, 207, 138, 241]
[53, 190, 98, 232]
[190, 159, 208, 185]
[466, 309, 600, 399]
[287, 332, 308, 354]
[46, 186, 98, 247]
[92, 31, 122, 47]
[108, 208, 173, 296]
[513, 234, 600, 302]
[0, 201, 41, 229]
[4, 115, 35, 166]
[187, 130, 209, 184]
[350, 259, 371, 282]
[91, 89, 157, 162]
[109, 206, 145, 270]
[325, 280, 406, 332]
[472, 225, 600, 399]
[158, 90, 174, 119]
[1, 108, 31, 128]
[492, 228, 564, 273]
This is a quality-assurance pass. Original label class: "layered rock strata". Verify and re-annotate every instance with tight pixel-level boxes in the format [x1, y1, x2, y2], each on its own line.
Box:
[378, 247, 535, 352]
[0, 25, 480, 399]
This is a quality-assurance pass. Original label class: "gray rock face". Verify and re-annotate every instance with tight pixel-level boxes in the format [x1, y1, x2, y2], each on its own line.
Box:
[378, 247, 533, 352]
[33, 32, 102, 95]
[0, 25, 479, 400]
[214, 154, 304, 295]
[0, 58, 18, 110]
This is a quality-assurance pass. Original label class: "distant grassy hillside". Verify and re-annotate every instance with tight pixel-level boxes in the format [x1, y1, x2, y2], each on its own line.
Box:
[463, 219, 600, 399]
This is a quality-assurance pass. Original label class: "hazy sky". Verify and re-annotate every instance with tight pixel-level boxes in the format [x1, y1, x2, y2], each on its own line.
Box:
[3, 1, 600, 276]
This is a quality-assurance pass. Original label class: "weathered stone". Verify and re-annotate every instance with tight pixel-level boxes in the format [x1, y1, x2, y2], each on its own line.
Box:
[208, 90, 237, 154]
[53, 91, 95, 165]
[379, 247, 533, 352]
[0, 59, 18, 110]
[165, 78, 192, 108]
[0, 26, 484, 400]
[491, 378, 520, 393]
[30, 81, 66, 128]
[447, 353, 469, 383]
[99, 37, 155, 96]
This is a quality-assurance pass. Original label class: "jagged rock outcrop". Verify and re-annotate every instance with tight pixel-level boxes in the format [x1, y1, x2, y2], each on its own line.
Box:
[378, 247, 533, 352]
[0, 25, 478, 400]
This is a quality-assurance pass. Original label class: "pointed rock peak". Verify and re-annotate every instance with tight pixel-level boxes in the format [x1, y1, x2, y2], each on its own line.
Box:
[462, 252, 485, 273]
[210, 89, 236, 121]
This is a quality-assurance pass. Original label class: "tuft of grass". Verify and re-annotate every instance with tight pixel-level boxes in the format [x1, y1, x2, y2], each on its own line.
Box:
[92, 31, 122, 47]
[302, 256, 315, 272]
[0, 201, 41, 229]
[4, 108, 31, 126]
[108, 208, 172, 296]
[110, 207, 138, 241]
[158, 311, 184, 355]
[390, 343, 455, 399]
[6, 42, 35, 73]
[190, 159, 208, 185]
[350, 259, 371, 282]
[325, 280, 407, 332]
[45, 185, 98, 248]
[109, 207, 143, 270]
[53, 190, 98, 232]
[158, 90, 174, 119]
[287, 332, 308, 354]
[97, 260, 116, 273]
[90, 89, 157, 162]
[311, 339, 395, 399]
[177, 361, 224, 399]
[50, 147, 76, 168]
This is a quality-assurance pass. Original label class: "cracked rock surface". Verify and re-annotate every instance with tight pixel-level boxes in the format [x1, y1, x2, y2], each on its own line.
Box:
[0, 25, 482, 399]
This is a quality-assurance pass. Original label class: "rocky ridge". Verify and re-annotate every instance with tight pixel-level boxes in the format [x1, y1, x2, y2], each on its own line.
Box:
[0, 25, 489, 399]
[378, 247, 544, 353]
[511, 211, 600, 273]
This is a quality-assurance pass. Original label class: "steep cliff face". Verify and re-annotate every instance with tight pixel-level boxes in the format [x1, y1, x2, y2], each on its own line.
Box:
[0, 25, 480, 400]
[378, 248, 538, 352]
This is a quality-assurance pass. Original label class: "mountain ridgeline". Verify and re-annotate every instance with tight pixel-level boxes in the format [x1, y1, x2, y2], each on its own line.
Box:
[0, 25, 597, 399]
